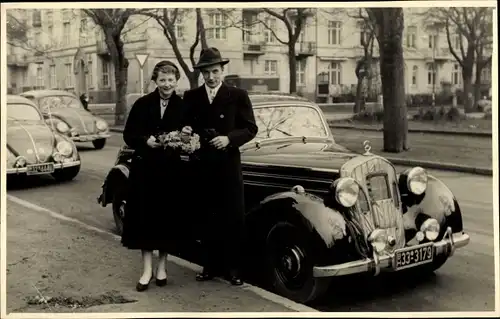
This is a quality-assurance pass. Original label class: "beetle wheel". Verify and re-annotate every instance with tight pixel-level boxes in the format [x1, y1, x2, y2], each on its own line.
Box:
[51, 165, 80, 182]
[93, 138, 106, 150]
[265, 221, 331, 304]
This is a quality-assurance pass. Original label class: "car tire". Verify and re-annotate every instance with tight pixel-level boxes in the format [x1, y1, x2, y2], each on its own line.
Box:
[93, 138, 106, 149]
[265, 221, 331, 304]
[112, 191, 126, 236]
[51, 165, 80, 182]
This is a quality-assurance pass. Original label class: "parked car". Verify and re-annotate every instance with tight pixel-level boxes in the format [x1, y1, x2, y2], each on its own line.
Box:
[20, 90, 111, 149]
[97, 93, 470, 304]
[6, 95, 81, 181]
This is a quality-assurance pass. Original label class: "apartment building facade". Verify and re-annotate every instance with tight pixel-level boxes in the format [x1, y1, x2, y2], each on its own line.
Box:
[6, 7, 492, 103]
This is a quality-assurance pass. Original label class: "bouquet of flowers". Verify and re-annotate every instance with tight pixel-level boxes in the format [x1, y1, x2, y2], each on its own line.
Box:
[157, 127, 201, 155]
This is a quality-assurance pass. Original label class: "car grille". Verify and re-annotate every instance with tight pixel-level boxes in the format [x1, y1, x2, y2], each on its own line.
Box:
[340, 156, 406, 251]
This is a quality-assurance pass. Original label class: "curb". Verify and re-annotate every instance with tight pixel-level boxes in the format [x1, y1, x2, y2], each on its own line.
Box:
[109, 127, 492, 176]
[110, 127, 125, 133]
[328, 123, 492, 137]
[7, 195, 318, 313]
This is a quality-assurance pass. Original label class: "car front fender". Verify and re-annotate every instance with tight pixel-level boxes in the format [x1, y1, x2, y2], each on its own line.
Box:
[246, 190, 348, 249]
[401, 174, 464, 239]
[98, 164, 130, 207]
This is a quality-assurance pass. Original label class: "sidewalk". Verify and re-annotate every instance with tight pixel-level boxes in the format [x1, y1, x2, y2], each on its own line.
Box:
[6, 198, 313, 314]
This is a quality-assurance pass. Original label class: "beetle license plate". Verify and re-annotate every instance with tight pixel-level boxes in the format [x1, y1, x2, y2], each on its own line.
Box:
[393, 243, 434, 271]
[26, 163, 55, 175]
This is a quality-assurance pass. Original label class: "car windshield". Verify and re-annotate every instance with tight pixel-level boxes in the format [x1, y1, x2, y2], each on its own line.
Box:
[8, 103, 43, 121]
[252, 105, 329, 142]
[38, 95, 83, 112]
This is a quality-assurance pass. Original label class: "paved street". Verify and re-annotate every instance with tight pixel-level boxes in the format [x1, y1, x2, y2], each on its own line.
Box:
[6, 132, 496, 312]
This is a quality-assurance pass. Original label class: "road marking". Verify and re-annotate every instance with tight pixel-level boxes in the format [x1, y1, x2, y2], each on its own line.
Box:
[6, 194, 319, 313]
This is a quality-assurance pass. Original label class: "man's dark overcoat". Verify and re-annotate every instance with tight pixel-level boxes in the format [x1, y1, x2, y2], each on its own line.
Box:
[182, 83, 258, 273]
[121, 88, 188, 251]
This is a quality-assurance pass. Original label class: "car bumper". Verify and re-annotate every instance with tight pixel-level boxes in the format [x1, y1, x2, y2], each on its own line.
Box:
[313, 227, 470, 278]
[6, 160, 81, 175]
[71, 133, 110, 142]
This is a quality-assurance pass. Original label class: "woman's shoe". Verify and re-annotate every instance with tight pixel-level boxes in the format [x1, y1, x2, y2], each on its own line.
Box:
[155, 277, 168, 287]
[136, 275, 153, 292]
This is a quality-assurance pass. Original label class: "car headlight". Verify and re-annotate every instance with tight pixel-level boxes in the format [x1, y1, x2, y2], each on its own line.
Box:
[14, 156, 27, 168]
[333, 177, 359, 207]
[96, 120, 108, 131]
[368, 229, 387, 253]
[420, 218, 440, 241]
[407, 166, 428, 195]
[56, 141, 73, 157]
[56, 121, 69, 133]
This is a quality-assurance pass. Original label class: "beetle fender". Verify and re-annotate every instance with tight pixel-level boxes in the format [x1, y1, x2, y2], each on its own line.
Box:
[248, 191, 347, 249]
[402, 174, 463, 236]
[100, 164, 130, 206]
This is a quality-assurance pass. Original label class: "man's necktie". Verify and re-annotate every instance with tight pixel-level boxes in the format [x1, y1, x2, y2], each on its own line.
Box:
[209, 89, 216, 103]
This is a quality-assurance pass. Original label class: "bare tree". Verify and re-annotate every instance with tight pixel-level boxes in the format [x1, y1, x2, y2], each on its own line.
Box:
[82, 9, 148, 125]
[140, 8, 209, 89]
[254, 8, 314, 94]
[425, 7, 493, 112]
[473, 9, 493, 103]
[367, 8, 408, 153]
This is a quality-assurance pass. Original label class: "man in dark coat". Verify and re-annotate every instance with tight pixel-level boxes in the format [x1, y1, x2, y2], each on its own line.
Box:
[182, 47, 258, 285]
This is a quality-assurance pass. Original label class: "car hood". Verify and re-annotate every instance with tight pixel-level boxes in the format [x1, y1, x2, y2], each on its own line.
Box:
[241, 137, 360, 170]
[7, 121, 57, 163]
[47, 108, 98, 134]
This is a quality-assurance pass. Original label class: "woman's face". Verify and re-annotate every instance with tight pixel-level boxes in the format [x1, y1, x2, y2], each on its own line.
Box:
[155, 71, 177, 97]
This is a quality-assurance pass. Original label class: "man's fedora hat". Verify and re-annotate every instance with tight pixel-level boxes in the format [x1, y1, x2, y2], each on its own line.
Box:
[193, 47, 230, 69]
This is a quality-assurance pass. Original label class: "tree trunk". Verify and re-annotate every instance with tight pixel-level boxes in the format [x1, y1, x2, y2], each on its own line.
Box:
[461, 63, 474, 113]
[354, 78, 364, 114]
[187, 70, 200, 89]
[378, 9, 408, 153]
[474, 61, 486, 108]
[113, 55, 129, 126]
[288, 45, 297, 94]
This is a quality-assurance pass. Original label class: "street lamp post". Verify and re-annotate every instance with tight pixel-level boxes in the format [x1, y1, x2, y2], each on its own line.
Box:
[135, 53, 150, 95]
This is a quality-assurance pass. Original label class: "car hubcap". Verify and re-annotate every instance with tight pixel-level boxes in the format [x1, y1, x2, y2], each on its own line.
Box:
[274, 244, 307, 289]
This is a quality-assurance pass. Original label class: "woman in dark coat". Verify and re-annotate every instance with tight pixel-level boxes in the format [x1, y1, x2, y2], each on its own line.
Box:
[121, 61, 186, 292]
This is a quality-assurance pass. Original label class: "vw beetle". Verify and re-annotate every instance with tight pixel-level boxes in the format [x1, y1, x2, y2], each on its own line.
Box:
[6, 95, 81, 181]
[97, 93, 470, 304]
[20, 90, 110, 149]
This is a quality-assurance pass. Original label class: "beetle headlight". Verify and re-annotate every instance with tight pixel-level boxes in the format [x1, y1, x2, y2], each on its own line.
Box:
[56, 141, 73, 157]
[333, 177, 359, 208]
[14, 156, 27, 168]
[56, 121, 70, 133]
[407, 166, 428, 195]
[96, 120, 108, 131]
[420, 218, 440, 241]
[368, 229, 387, 253]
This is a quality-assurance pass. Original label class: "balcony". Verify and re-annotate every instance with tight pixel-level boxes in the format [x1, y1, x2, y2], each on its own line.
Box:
[243, 42, 266, 56]
[295, 41, 316, 58]
[96, 39, 110, 56]
[7, 55, 28, 68]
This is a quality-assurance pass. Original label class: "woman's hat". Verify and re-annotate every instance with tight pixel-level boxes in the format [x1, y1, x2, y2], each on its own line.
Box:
[193, 47, 230, 69]
[154, 60, 179, 72]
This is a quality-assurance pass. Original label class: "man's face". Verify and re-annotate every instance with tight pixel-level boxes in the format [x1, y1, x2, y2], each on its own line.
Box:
[202, 64, 223, 88]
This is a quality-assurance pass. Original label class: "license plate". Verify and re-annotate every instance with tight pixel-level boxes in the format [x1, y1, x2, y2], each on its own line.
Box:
[393, 243, 434, 271]
[26, 163, 55, 175]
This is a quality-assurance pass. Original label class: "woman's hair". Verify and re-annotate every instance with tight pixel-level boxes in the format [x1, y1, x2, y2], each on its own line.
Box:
[151, 61, 181, 81]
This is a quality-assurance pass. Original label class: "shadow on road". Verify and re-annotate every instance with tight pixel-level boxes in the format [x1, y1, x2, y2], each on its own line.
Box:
[6, 175, 76, 191]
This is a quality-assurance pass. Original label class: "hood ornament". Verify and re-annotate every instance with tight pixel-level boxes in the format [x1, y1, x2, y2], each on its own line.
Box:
[363, 140, 372, 155]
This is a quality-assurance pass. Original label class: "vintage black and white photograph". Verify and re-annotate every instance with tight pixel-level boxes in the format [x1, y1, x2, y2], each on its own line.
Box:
[1, 0, 497, 316]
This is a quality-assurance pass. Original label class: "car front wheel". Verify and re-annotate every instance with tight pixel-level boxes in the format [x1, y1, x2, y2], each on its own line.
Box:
[93, 138, 106, 149]
[51, 165, 80, 182]
[265, 221, 331, 304]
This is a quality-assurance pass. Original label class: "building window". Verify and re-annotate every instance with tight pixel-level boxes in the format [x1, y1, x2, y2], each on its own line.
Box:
[264, 60, 278, 76]
[49, 64, 57, 88]
[243, 58, 255, 75]
[101, 59, 110, 87]
[328, 62, 341, 85]
[80, 17, 88, 44]
[23, 70, 29, 88]
[296, 60, 306, 86]
[406, 26, 417, 48]
[412, 65, 418, 86]
[33, 28, 42, 48]
[427, 63, 436, 86]
[480, 65, 491, 83]
[36, 63, 44, 88]
[451, 63, 462, 86]
[264, 17, 276, 43]
[166, 10, 184, 39]
[207, 12, 226, 40]
[32, 10, 42, 27]
[47, 25, 54, 44]
[63, 22, 71, 46]
[327, 21, 341, 45]
[428, 34, 437, 49]
[45, 10, 53, 26]
[86, 54, 93, 88]
[65, 62, 73, 87]
[452, 34, 461, 50]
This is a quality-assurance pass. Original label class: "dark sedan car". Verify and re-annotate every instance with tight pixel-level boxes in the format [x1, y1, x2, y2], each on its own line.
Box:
[20, 90, 111, 149]
[97, 93, 470, 304]
[6, 95, 81, 181]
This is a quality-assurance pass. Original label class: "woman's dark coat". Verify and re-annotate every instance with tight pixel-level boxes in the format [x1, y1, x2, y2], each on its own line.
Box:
[182, 83, 258, 272]
[121, 88, 188, 251]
